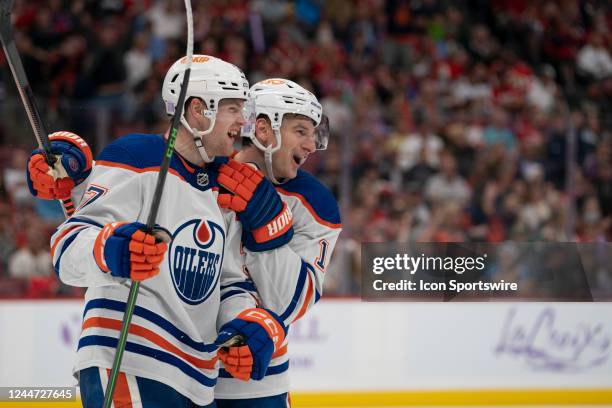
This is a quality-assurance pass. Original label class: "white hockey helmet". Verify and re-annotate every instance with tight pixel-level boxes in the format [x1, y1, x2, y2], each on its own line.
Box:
[162, 55, 249, 162]
[242, 78, 329, 183]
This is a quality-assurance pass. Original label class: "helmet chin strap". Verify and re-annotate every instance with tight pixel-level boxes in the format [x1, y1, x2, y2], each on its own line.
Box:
[263, 128, 287, 185]
[180, 110, 216, 163]
[264, 149, 282, 185]
[249, 125, 287, 184]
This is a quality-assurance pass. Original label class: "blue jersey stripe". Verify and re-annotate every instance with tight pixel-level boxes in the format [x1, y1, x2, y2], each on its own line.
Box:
[65, 216, 104, 228]
[279, 260, 312, 321]
[83, 298, 217, 353]
[53, 229, 83, 276]
[78, 335, 217, 387]
[217, 369, 232, 379]
[220, 280, 257, 292]
[220, 289, 248, 302]
[266, 361, 289, 376]
[218, 361, 289, 378]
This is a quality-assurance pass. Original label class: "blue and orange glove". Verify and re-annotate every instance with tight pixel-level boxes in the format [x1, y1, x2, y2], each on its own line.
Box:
[93, 221, 169, 281]
[215, 308, 287, 381]
[26, 131, 92, 200]
[217, 159, 294, 252]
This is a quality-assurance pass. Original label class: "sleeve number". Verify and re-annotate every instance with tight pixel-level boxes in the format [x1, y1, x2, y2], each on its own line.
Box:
[315, 239, 329, 272]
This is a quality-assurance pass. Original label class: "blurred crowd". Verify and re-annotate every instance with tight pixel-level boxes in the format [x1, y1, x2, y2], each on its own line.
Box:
[0, 0, 610, 297]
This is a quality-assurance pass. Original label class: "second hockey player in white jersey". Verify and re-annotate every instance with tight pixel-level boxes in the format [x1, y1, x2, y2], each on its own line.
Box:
[214, 79, 342, 408]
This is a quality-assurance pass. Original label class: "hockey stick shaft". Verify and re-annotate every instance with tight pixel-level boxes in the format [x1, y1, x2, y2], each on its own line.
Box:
[0, 0, 75, 216]
[102, 1, 193, 406]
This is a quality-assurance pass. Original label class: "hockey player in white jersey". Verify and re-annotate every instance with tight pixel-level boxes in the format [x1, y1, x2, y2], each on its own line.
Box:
[29, 56, 294, 407]
[213, 79, 341, 408]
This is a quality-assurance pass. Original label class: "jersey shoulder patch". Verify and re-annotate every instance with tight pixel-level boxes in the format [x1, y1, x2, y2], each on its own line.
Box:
[277, 170, 341, 227]
[96, 133, 166, 169]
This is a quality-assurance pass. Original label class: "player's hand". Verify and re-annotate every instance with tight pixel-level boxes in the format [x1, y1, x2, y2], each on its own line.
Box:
[215, 308, 286, 381]
[93, 221, 169, 281]
[26, 131, 92, 200]
[217, 159, 294, 251]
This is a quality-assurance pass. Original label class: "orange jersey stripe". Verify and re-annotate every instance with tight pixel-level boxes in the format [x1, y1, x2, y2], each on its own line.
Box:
[50, 225, 81, 258]
[293, 272, 314, 322]
[83, 317, 218, 370]
[275, 188, 341, 229]
[96, 160, 185, 182]
[176, 154, 195, 174]
[106, 370, 132, 408]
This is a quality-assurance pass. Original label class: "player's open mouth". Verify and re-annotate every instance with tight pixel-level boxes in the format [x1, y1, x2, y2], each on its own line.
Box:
[293, 154, 304, 166]
[227, 129, 240, 140]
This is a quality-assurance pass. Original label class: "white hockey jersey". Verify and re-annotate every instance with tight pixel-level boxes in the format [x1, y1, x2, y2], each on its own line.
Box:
[50, 134, 228, 406]
[215, 169, 342, 399]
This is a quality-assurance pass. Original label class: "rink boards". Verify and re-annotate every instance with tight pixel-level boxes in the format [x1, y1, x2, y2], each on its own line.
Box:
[0, 299, 610, 406]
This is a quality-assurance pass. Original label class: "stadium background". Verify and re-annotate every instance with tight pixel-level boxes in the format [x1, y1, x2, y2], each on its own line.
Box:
[0, 0, 610, 407]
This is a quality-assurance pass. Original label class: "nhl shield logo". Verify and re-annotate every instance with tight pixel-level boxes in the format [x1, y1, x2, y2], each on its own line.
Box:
[168, 219, 225, 305]
[197, 172, 209, 187]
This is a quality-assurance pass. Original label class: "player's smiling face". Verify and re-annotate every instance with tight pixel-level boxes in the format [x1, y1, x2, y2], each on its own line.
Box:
[206, 99, 246, 157]
[272, 116, 316, 179]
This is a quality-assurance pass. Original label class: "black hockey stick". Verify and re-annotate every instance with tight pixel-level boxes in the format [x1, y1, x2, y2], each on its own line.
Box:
[0, 0, 75, 216]
[102, 1, 194, 406]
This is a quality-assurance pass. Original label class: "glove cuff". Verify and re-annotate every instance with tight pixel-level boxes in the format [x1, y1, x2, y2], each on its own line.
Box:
[237, 308, 286, 350]
[251, 202, 293, 244]
[93, 222, 128, 274]
[49, 131, 93, 171]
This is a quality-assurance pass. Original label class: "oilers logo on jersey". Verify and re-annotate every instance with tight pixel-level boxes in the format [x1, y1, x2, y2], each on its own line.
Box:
[169, 219, 225, 305]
